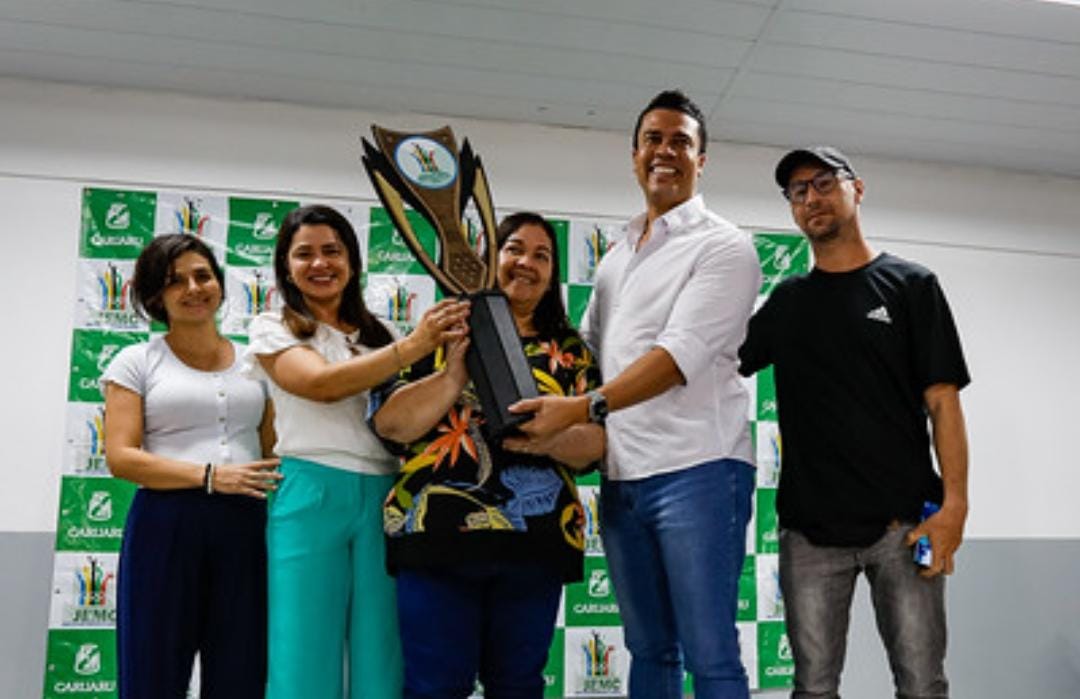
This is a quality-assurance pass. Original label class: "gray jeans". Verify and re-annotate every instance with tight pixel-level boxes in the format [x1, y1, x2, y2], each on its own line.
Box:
[779, 526, 948, 699]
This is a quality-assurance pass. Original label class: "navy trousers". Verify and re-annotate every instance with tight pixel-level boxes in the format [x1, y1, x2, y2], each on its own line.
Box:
[116, 488, 267, 699]
[396, 561, 564, 699]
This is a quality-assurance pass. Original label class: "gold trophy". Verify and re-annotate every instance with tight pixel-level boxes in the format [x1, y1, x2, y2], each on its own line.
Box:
[361, 126, 537, 437]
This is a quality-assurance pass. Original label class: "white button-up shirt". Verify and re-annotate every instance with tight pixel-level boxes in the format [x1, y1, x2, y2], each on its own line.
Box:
[582, 195, 760, 481]
[102, 336, 266, 467]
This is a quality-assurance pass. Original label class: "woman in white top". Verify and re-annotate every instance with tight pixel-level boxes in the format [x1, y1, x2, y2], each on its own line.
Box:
[103, 234, 279, 699]
[246, 204, 468, 699]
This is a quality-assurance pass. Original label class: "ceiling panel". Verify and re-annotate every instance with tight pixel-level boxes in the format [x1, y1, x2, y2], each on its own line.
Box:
[711, 116, 1080, 179]
[1, 0, 1080, 177]
[742, 44, 1080, 108]
[0, 0, 755, 67]
[727, 73, 1080, 133]
[0, 18, 733, 96]
[0, 37, 690, 113]
[765, 10, 1080, 77]
[0, 44, 698, 131]
[413, 0, 776, 37]
[784, 0, 1080, 43]
[119, 0, 756, 64]
[718, 94, 1080, 154]
[127, 0, 775, 38]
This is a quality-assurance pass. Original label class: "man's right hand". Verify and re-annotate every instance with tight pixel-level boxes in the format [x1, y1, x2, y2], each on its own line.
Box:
[509, 395, 589, 441]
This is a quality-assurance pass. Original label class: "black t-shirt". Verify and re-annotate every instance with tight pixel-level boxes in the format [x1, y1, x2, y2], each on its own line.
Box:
[738, 253, 970, 546]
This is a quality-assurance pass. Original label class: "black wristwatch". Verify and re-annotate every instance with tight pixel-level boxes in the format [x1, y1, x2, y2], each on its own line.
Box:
[586, 390, 608, 425]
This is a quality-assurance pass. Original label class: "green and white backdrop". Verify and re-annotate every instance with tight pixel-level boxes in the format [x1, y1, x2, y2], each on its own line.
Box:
[45, 186, 809, 698]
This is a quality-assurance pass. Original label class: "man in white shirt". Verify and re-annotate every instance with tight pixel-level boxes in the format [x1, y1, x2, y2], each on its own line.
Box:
[508, 90, 761, 699]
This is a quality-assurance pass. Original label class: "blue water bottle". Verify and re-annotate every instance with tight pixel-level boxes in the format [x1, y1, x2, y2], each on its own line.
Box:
[913, 501, 940, 567]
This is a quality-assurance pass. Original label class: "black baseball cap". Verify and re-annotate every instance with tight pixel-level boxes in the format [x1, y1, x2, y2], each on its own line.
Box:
[775, 146, 858, 189]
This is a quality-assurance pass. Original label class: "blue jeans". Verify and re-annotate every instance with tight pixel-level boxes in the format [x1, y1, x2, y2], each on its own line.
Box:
[780, 526, 948, 698]
[600, 458, 755, 699]
[396, 561, 564, 699]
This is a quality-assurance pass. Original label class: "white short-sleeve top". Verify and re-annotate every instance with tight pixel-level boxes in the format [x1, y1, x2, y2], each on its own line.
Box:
[101, 335, 267, 466]
[243, 312, 397, 476]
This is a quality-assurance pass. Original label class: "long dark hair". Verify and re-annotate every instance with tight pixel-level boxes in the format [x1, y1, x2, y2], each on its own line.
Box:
[496, 212, 570, 339]
[273, 204, 392, 348]
[132, 234, 225, 326]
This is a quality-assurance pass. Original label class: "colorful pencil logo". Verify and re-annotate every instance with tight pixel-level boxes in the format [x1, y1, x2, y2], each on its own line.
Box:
[97, 264, 132, 312]
[175, 197, 210, 237]
[583, 631, 615, 678]
[85, 408, 105, 460]
[74, 557, 114, 608]
[387, 282, 417, 323]
[243, 270, 275, 315]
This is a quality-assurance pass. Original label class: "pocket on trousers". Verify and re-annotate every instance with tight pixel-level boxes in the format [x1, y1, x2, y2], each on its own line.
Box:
[269, 467, 326, 521]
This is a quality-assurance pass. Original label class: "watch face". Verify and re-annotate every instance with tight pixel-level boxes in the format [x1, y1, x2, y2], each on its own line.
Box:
[589, 391, 608, 423]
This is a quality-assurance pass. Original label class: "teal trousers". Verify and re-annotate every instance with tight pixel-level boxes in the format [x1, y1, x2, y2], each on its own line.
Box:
[266, 456, 402, 699]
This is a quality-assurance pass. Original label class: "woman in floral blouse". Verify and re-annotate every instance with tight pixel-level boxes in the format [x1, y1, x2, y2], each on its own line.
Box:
[371, 211, 605, 699]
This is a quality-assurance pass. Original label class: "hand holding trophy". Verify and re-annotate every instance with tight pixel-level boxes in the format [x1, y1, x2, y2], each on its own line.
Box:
[361, 126, 537, 437]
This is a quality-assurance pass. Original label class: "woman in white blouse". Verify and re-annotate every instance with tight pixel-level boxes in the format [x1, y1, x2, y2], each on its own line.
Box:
[246, 204, 468, 699]
[103, 234, 279, 699]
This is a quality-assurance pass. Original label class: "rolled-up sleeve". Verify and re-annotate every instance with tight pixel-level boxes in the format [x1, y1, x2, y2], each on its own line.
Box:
[655, 233, 761, 382]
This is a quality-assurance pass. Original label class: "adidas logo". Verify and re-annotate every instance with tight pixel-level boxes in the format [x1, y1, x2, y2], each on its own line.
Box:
[866, 305, 891, 324]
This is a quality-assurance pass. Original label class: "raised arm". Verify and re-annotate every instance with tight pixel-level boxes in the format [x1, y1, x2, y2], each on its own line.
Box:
[259, 299, 469, 403]
[373, 337, 471, 444]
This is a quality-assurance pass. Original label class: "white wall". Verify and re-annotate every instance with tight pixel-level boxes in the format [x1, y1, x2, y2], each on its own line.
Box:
[1, 77, 1078, 538]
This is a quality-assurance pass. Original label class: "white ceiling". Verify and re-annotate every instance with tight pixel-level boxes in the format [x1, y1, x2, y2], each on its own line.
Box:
[3, 0, 1080, 177]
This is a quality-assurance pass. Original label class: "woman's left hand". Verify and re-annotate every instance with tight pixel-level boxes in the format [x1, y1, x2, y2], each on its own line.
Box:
[411, 299, 471, 354]
[502, 433, 558, 458]
[503, 423, 606, 471]
[444, 335, 471, 389]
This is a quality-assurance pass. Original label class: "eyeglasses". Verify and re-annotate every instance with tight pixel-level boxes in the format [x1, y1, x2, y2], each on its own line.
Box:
[783, 170, 850, 204]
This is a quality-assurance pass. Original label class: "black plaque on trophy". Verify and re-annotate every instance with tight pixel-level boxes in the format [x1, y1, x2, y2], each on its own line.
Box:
[360, 125, 537, 437]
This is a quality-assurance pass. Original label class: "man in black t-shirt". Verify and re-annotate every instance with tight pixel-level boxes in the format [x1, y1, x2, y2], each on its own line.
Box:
[739, 147, 970, 699]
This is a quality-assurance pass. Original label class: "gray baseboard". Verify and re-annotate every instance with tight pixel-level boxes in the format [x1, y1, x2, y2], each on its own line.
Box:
[5, 535, 1079, 698]
[1, 532, 53, 699]
[821, 539, 1080, 699]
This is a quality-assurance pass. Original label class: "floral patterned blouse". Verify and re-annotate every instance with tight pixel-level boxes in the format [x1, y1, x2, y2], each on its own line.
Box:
[370, 328, 601, 582]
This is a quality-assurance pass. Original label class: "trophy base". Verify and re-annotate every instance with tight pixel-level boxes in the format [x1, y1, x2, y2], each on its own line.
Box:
[464, 290, 539, 440]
